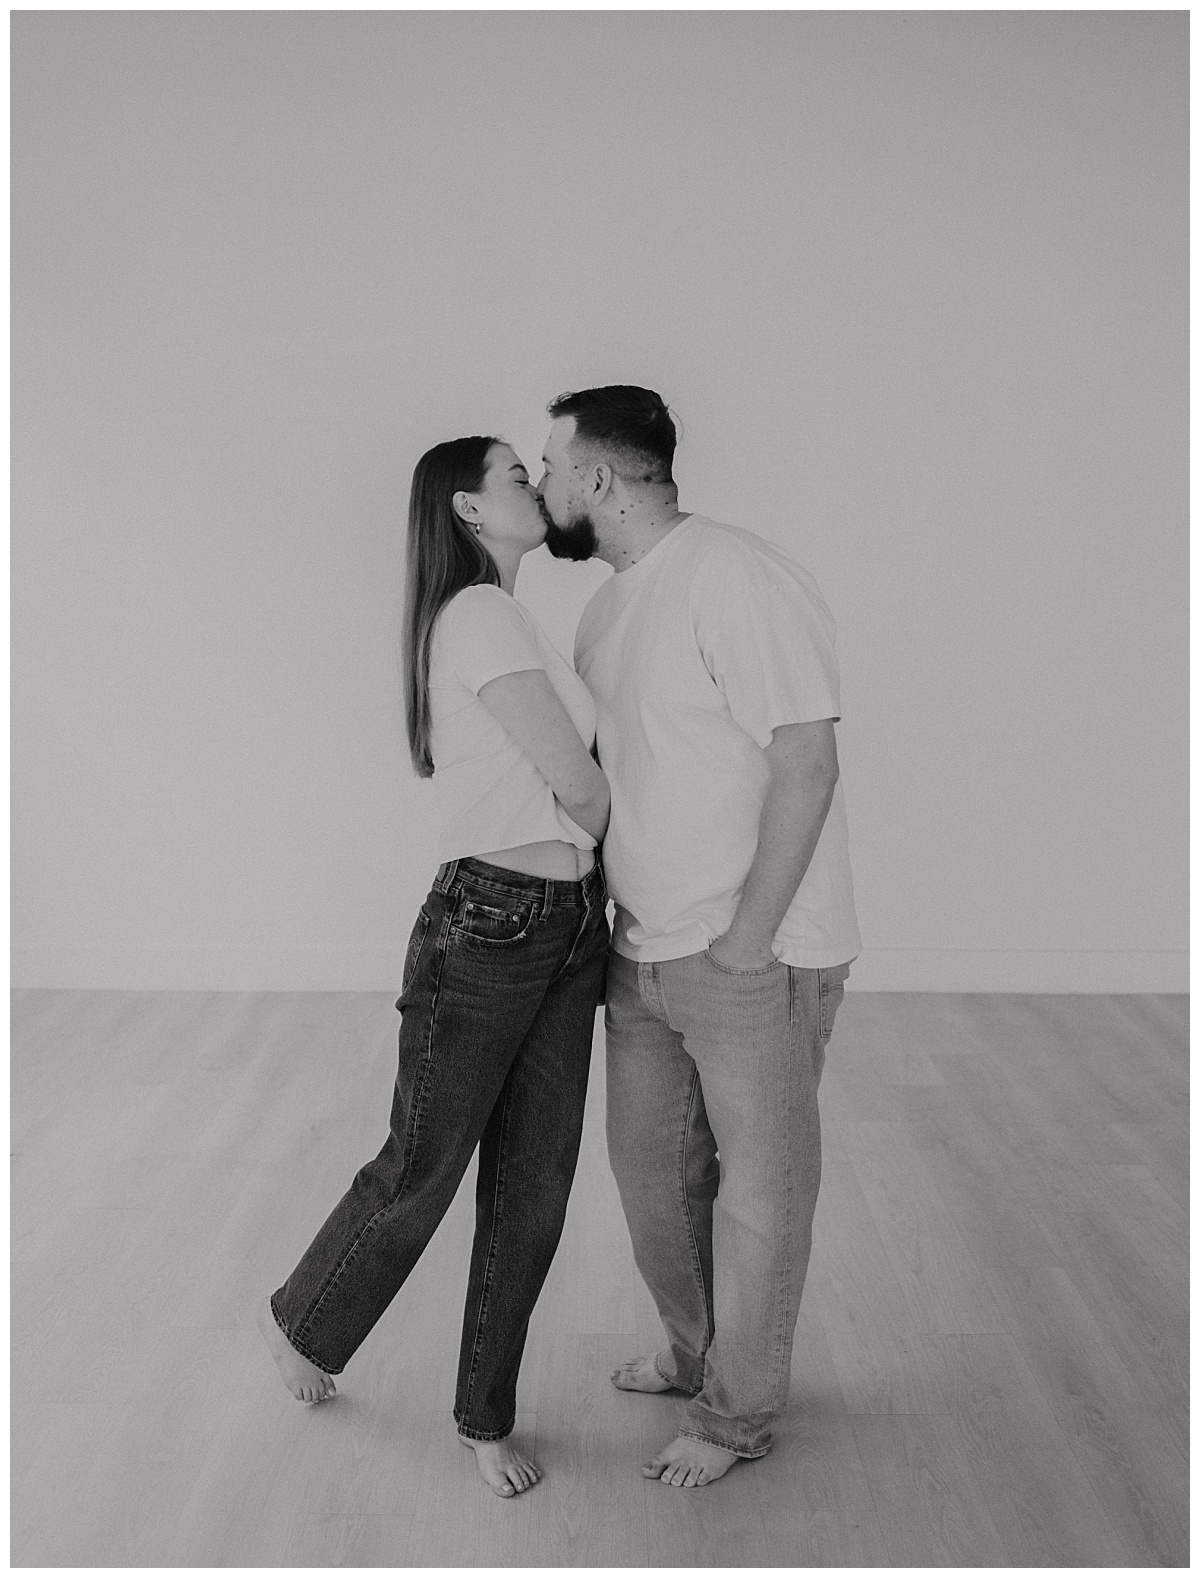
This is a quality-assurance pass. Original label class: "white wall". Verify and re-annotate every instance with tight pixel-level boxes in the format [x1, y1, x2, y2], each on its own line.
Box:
[12, 12, 1188, 993]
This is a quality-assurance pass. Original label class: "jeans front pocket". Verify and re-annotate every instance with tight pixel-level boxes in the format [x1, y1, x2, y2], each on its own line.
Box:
[703, 947, 782, 978]
[452, 897, 536, 946]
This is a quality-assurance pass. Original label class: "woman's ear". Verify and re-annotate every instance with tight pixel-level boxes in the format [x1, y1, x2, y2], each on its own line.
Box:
[452, 490, 478, 526]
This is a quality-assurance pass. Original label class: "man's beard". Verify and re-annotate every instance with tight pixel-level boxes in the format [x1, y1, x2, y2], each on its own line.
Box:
[542, 507, 598, 562]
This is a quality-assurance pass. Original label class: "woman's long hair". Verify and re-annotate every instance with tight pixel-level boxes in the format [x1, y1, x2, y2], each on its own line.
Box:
[404, 435, 501, 777]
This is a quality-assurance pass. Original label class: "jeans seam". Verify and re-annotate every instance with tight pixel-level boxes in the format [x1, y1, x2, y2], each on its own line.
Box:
[293, 909, 451, 1353]
[458, 1077, 515, 1430]
[772, 992, 797, 1402]
[678, 1066, 713, 1375]
[549, 893, 601, 985]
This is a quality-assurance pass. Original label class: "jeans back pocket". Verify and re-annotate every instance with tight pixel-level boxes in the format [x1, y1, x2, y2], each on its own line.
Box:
[818, 961, 852, 1041]
[396, 909, 432, 1008]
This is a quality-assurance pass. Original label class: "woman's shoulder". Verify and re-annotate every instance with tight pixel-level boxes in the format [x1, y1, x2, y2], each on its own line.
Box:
[442, 581, 512, 615]
[432, 583, 543, 685]
[437, 582, 526, 636]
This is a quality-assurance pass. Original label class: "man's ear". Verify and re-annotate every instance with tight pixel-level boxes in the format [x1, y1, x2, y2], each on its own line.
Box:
[588, 462, 613, 502]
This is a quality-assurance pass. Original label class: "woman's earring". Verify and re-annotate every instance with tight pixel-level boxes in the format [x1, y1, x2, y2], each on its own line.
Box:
[475, 524, 481, 535]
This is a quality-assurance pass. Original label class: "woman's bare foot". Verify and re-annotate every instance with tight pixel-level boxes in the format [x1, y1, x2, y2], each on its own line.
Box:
[643, 1434, 740, 1488]
[256, 1295, 336, 1403]
[459, 1433, 542, 1497]
[610, 1354, 675, 1393]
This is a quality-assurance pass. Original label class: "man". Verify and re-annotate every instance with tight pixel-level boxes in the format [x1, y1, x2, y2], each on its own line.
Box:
[538, 385, 860, 1490]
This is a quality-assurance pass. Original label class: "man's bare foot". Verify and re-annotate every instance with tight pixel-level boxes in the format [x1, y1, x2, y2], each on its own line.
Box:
[256, 1295, 336, 1403]
[610, 1354, 675, 1393]
[643, 1434, 740, 1489]
[459, 1433, 541, 1498]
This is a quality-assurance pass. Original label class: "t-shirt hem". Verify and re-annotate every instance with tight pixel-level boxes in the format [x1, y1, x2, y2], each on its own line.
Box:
[612, 937, 860, 970]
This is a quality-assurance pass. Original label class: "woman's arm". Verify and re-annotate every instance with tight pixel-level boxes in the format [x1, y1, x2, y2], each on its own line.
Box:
[477, 669, 610, 842]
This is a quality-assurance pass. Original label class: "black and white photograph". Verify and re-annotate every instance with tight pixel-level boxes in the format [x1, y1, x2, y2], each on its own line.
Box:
[10, 6, 1188, 1567]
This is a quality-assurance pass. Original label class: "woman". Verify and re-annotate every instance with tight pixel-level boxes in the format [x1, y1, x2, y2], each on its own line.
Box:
[257, 435, 610, 1499]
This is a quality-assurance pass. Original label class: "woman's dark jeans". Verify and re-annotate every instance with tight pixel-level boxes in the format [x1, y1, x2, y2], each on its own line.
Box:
[270, 856, 609, 1440]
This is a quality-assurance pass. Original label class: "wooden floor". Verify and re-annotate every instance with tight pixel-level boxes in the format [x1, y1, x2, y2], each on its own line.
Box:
[11, 988, 1189, 1567]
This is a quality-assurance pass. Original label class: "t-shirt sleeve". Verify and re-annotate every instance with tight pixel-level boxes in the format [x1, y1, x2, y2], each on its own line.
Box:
[691, 541, 842, 749]
[440, 586, 545, 695]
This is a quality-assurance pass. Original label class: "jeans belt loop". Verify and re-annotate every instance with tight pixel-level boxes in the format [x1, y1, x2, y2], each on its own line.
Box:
[541, 877, 553, 919]
[435, 859, 459, 893]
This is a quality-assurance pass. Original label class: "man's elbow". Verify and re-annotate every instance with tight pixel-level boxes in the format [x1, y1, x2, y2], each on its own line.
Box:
[775, 754, 838, 808]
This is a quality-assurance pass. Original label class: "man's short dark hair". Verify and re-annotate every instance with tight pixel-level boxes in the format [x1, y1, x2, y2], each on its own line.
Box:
[547, 385, 676, 485]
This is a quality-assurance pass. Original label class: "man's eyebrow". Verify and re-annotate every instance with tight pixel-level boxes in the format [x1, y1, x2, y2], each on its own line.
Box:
[508, 463, 528, 473]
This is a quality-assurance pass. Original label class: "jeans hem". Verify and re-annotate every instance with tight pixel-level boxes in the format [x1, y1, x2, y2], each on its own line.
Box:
[269, 1292, 343, 1375]
[655, 1353, 702, 1394]
[676, 1427, 772, 1461]
[454, 1413, 515, 1443]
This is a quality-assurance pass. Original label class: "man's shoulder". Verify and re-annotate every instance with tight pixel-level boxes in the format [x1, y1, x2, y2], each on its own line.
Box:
[685, 516, 811, 588]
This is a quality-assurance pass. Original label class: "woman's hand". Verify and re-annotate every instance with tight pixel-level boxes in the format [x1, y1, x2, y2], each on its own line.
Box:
[478, 669, 610, 842]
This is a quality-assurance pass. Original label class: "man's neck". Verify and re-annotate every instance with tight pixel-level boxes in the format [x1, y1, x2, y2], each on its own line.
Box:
[598, 502, 691, 573]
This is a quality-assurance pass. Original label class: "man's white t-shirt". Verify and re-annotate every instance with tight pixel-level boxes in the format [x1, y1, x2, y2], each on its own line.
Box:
[429, 584, 597, 862]
[574, 515, 860, 969]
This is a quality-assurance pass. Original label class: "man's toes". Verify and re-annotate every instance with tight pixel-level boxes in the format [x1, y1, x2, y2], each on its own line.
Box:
[696, 1467, 713, 1485]
[683, 1466, 701, 1488]
[494, 1481, 515, 1498]
[642, 1458, 666, 1479]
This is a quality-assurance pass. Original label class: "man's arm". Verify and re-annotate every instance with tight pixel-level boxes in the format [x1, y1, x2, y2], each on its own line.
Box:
[708, 719, 840, 969]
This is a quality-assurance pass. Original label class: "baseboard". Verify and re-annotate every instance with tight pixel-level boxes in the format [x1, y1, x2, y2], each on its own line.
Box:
[846, 948, 1189, 993]
[9, 947, 406, 992]
[9, 944, 1190, 994]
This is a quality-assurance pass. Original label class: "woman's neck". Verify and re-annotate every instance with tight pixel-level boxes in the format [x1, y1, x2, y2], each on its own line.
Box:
[489, 545, 522, 596]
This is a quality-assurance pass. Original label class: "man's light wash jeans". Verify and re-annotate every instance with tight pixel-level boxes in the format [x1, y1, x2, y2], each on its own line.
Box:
[605, 947, 850, 1458]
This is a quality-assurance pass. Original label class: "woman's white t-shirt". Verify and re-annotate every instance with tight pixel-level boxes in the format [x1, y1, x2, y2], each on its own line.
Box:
[428, 583, 597, 862]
